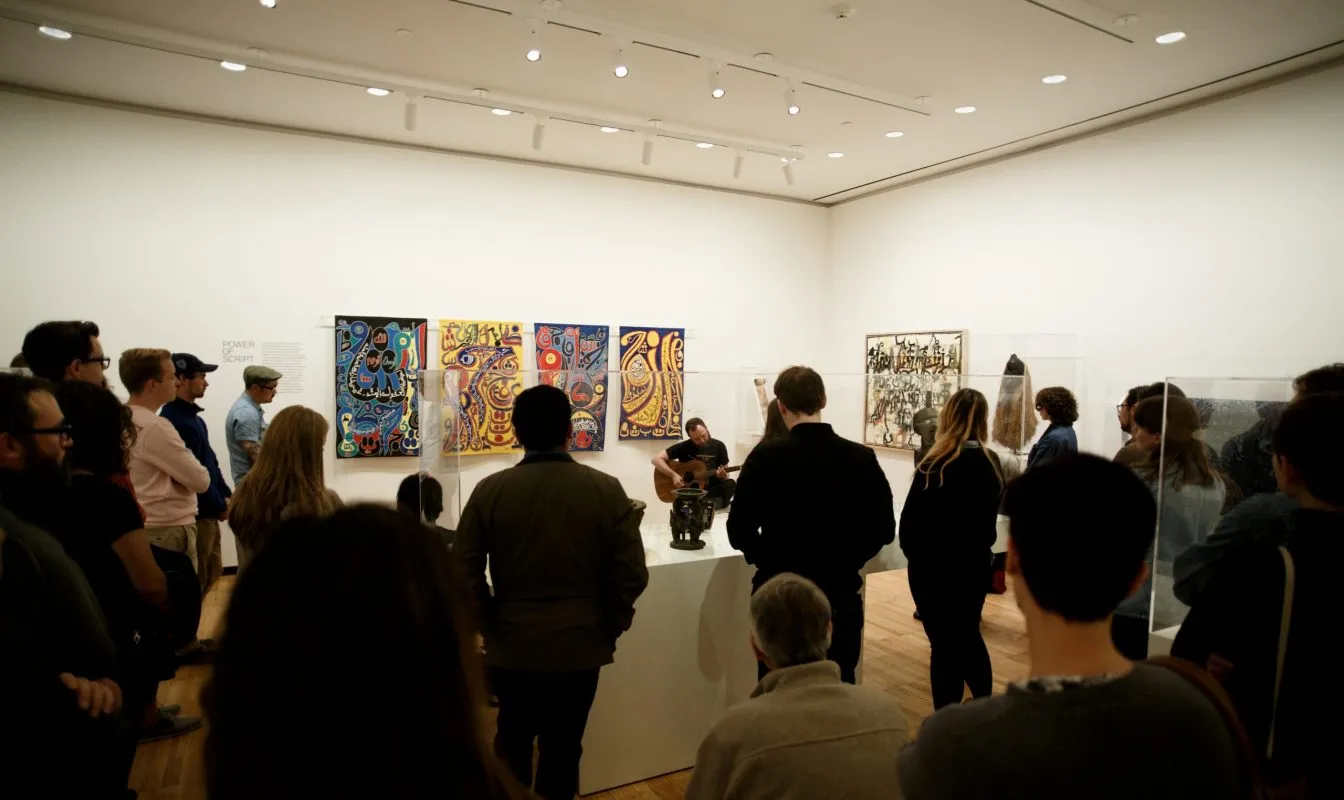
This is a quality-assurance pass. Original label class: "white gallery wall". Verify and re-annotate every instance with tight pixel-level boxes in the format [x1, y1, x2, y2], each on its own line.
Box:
[825, 62, 1344, 495]
[0, 90, 830, 564]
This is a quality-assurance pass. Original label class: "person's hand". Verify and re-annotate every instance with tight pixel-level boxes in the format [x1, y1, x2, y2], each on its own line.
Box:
[59, 673, 123, 718]
[672, 475, 685, 489]
[716, 467, 728, 480]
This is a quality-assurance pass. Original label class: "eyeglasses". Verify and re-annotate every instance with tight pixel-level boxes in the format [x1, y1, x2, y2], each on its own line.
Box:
[81, 356, 111, 369]
[1116, 403, 1127, 412]
[261, 383, 279, 391]
[25, 422, 75, 441]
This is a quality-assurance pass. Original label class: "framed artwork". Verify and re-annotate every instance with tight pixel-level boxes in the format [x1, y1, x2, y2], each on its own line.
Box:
[618, 326, 684, 440]
[440, 319, 524, 456]
[334, 315, 427, 458]
[535, 323, 610, 452]
[864, 330, 967, 451]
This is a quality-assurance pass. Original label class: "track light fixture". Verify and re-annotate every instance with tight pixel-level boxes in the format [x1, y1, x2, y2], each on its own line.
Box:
[613, 46, 629, 78]
[532, 117, 547, 150]
[709, 63, 725, 99]
[525, 19, 541, 62]
[782, 159, 795, 186]
[787, 84, 800, 116]
[404, 96, 418, 132]
[641, 136, 654, 167]
[733, 152, 744, 179]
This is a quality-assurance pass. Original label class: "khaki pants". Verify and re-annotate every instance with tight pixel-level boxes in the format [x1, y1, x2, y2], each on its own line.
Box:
[195, 518, 223, 594]
[145, 523, 198, 576]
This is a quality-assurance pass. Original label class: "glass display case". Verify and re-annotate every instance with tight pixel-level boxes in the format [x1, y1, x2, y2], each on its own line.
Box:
[1138, 376, 1294, 654]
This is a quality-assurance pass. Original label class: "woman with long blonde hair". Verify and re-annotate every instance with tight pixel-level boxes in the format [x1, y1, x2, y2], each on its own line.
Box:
[899, 388, 1003, 708]
[228, 405, 341, 568]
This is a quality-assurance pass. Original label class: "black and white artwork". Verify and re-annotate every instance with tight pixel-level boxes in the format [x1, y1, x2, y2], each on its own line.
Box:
[864, 330, 966, 451]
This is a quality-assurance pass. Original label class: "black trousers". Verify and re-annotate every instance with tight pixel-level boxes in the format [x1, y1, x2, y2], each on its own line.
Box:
[491, 666, 601, 800]
[758, 588, 863, 684]
[908, 560, 993, 709]
[705, 478, 736, 508]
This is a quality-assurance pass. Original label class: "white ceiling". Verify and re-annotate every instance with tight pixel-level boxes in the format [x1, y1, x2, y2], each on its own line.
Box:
[1, 0, 1342, 203]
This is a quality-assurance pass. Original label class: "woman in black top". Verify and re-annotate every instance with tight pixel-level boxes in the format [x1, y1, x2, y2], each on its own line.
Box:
[54, 381, 189, 739]
[899, 388, 1004, 709]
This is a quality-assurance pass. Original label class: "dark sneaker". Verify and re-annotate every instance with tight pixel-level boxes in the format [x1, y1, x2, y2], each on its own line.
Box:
[138, 714, 202, 743]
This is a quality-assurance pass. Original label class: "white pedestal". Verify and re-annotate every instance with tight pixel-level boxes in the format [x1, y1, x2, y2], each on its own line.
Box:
[578, 515, 758, 795]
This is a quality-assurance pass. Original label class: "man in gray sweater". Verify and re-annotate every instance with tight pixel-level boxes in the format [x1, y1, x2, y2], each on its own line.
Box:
[686, 573, 907, 800]
[900, 454, 1245, 800]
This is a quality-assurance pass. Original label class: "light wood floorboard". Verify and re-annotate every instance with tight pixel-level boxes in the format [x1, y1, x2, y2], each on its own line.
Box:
[133, 570, 1027, 799]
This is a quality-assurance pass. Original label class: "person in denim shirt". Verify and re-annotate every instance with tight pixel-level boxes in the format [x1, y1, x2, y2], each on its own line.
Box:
[1026, 387, 1078, 470]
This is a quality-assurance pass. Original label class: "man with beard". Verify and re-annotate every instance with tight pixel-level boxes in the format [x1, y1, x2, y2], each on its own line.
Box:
[0, 372, 132, 796]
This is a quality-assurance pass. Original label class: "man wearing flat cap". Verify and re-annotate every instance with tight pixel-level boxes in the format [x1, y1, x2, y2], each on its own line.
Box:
[225, 365, 282, 486]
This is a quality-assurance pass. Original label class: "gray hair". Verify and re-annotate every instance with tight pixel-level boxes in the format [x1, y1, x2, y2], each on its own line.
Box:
[750, 573, 832, 668]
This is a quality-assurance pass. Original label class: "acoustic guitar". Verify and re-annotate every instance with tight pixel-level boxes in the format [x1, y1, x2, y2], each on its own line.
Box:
[654, 459, 743, 503]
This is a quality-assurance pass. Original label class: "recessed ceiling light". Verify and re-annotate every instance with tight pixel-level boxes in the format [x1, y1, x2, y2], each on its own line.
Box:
[954, 105, 976, 114]
[696, 142, 713, 149]
[1042, 74, 1067, 84]
[491, 108, 512, 116]
[366, 87, 390, 97]
[37, 25, 72, 40]
[599, 126, 620, 133]
[220, 61, 247, 72]
[827, 152, 844, 158]
[885, 131, 905, 138]
[260, 0, 277, 7]
[1155, 31, 1186, 44]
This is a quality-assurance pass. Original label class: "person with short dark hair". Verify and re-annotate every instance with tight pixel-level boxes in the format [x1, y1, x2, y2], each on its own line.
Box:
[9, 353, 27, 371]
[686, 573, 907, 800]
[1025, 386, 1078, 470]
[224, 365, 282, 485]
[456, 385, 648, 800]
[159, 354, 231, 596]
[899, 454, 1243, 800]
[1174, 393, 1344, 796]
[1113, 384, 1145, 458]
[728, 366, 895, 684]
[397, 472, 453, 549]
[1178, 362, 1344, 606]
[21, 320, 108, 386]
[652, 416, 735, 508]
[204, 505, 528, 800]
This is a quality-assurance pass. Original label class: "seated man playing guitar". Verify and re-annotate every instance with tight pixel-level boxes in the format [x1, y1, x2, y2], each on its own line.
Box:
[653, 418, 737, 508]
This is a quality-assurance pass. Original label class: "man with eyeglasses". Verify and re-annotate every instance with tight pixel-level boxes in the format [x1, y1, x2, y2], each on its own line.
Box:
[225, 365, 282, 485]
[20, 320, 110, 388]
[0, 372, 133, 795]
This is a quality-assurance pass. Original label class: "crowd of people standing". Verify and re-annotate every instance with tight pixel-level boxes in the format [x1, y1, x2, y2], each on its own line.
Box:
[2, 317, 1338, 799]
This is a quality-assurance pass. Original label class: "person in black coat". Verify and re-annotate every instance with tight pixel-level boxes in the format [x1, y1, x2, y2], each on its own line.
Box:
[900, 388, 1004, 709]
[728, 366, 895, 685]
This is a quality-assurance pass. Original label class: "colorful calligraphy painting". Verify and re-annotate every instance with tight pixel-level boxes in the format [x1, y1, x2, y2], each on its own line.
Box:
[335, 315, 427, 458]
[864, 330, 966, 451]
[535, 323, 610, 452]
[440, 319, 523, 456]
[618, 326, 684, 441]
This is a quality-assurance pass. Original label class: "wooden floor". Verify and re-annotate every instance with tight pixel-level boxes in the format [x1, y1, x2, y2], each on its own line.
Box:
[132, 570, 1028, 799]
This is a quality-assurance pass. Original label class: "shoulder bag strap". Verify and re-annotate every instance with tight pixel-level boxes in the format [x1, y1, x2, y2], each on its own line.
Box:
[1266, 545, 1295, 763]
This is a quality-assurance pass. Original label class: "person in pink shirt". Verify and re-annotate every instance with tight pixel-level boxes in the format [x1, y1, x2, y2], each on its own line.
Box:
[120, 348, 210, 574]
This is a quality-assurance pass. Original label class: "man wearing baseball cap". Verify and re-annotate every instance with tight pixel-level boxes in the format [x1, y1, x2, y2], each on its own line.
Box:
[160, 353, 231, 596]
[225, 365, 282, 485]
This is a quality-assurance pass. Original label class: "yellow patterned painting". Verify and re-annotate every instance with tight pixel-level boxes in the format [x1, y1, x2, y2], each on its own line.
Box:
[439, 319, 523, 456]
[618, 326, 684, 440]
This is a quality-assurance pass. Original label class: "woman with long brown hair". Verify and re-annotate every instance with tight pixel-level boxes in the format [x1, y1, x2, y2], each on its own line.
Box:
[899, 388, 1004, 709]
[227, 405, 340, 568]
[1112, 394, 1226, 659]
[205, 506, 529, 799]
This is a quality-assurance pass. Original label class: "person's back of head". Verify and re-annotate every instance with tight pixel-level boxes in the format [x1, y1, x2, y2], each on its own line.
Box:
[21, 321, 99, 383]
[1034, 386, 1079, 425]
[228, 405, 331, 542]
[397, 473, 444, 523]
[1132, 395, 1214, 488]
[1272, 392, 1344, 510]
[1293, 363, 1344, 398]
[750, 573, 832, 670]
[1138, 381, 1186, 403]
[52, 381, 134, 479]
[206, 505, 520, 799]
[773, 366, 826, 417]
[1003, 453, 1157, 623]
[511, 385, 570, 452]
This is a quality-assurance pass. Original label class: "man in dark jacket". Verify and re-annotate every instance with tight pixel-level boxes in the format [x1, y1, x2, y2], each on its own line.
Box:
[728, 366, 895, 684]
[1174, 392, 1344, 797]
[160, 353, 231, 596]
[456, 385, 648, 800]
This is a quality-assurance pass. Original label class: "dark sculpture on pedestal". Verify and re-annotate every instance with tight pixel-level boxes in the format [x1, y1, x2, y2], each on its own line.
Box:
[670, 487, 713, 550]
